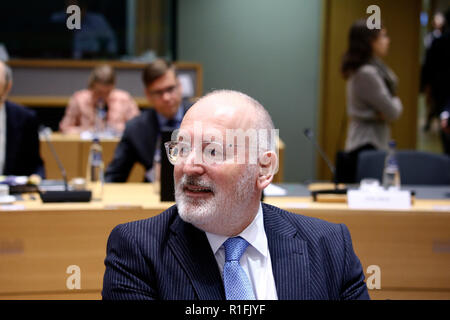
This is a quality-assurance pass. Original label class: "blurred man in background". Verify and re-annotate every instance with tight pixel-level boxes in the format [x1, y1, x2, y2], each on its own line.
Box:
[0, 61, 45, 178]
[105, 59, 190, 182]
[421, 12, 446, 132]
[424, 12, 445, 49]
[422, 9, 450, 155]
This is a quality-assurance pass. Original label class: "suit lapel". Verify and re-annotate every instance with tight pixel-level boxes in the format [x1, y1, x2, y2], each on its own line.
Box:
[168, 213, 225, 300]
[4, 103, 18, 172]
[139, 110, 159, 170]
[263, 203, 310, 300]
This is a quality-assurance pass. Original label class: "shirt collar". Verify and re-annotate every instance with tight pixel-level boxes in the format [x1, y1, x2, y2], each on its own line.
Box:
[0, 102, 6, 117]
[205, 202, 268, 258]
[156, 102, 183, 129]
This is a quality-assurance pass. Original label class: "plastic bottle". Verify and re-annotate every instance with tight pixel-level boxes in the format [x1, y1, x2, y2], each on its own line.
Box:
[382, 140, 401, 190]
[94, 99, 107, 135]
[86, 138, 104, 200]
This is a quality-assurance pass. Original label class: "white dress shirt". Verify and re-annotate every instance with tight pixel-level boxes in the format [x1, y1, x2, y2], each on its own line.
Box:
[205, 203, 278, 300]
[0, 103, 6, 174]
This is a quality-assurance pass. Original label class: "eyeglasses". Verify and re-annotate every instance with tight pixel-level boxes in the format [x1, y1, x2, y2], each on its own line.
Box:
[164, 141, 262, 165]
[149, 84, 178, 99]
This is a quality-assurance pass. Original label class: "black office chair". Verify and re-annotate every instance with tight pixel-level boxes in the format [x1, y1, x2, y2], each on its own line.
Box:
[356, 150, 450, 185]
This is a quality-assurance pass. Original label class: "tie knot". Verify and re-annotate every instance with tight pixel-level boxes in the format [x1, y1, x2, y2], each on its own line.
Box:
[223, 237, 250, 262]
[166, 119, 176, 128]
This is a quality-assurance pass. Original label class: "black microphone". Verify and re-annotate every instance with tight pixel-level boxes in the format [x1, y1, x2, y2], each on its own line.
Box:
[303, 128, 347, 201]
[303, 128, 337, 185]
[39, 131, 92, 203]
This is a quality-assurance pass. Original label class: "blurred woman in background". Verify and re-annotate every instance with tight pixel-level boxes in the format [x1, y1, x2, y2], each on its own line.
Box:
[339, 19, 403, 182]
[60, 64, 140, 135]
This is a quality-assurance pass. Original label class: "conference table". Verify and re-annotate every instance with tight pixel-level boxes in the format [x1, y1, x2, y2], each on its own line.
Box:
[0, 183, 449, 300]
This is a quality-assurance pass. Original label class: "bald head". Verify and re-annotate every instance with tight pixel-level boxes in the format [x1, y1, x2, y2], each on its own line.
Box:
[192, 90, 273, 128]
[182, 89, 276, 150]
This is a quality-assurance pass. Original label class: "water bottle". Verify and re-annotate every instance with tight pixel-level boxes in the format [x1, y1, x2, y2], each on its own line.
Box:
[382, 140, 401, 190]
[86, 138, 104, 200]
[94, 99, 107, 135]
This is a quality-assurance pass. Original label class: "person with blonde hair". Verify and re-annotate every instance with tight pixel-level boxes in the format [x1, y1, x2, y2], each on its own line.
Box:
[105, 59, 190, 182]
[59, 64, 139, 135]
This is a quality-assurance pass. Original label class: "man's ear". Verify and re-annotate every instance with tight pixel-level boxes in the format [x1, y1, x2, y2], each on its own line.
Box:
[256, 151, 279, 190]
[4, 80, 12, 98]
[0, 80, 12, 103]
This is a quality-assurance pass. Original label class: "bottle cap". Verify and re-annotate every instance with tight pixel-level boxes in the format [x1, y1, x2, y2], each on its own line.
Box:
[388, 140, 396, 148]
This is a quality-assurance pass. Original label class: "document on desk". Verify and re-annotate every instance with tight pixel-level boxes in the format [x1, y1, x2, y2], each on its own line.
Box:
[104, 203, 142, 210]
[264, 184, 287, 196]
[1, 204, 25, 211]
[432, 205, 450, 211]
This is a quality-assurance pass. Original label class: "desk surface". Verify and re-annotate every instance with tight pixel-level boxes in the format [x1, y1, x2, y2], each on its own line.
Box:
[0, 183, 449, 300]
[6, 183, 450, 212]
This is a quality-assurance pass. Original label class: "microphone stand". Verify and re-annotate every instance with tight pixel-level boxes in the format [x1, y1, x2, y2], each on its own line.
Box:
[39, 131, 92, 203]
[303, 129, 347, 201]
[44, 131, 69, 191]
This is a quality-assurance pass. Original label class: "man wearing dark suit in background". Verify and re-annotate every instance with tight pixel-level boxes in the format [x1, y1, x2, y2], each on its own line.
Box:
[422, 9, 450, 155]
[0, 61, 45, 178]
[102, 90, 370, 300]
[105, 59, 190, 182]
[441, 104, 450, 154]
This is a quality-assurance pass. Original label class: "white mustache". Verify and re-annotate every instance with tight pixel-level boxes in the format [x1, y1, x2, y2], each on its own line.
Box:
[179, 175, 215, 192]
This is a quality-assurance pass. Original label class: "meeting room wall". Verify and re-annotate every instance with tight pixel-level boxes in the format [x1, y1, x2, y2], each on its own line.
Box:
[10, 67, 146, 97]
[177, 0, 323, 183]
[9, 66, 148, 130]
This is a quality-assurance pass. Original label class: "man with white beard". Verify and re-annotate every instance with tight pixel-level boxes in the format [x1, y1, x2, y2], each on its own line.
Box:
[102, 90, 369, 300]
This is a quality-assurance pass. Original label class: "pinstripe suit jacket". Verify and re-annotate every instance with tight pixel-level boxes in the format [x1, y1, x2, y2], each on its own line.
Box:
[102, 203, 370, 300]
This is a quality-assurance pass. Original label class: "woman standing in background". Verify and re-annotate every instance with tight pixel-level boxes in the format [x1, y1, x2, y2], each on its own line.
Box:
[339, 19, 403, 182]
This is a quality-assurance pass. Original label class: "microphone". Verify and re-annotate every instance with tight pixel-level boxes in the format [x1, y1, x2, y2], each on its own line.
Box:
[303, 128, 347, 201]
[304, 128, 337, 185]
[39, 130, 92, 203]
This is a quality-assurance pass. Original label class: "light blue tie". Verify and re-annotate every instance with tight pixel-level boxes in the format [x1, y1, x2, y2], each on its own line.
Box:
[222, 237, 256, 300]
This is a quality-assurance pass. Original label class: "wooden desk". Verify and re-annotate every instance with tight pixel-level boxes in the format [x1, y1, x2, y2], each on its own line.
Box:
[40, 134, 146, 183]
[40, 134, 285, 183]
[0, 184, 449, 300]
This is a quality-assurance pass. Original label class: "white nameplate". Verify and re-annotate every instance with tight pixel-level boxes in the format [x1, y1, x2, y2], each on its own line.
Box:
[348, 189, 411, 210]
[264, 184, 287, 196]
[1, 204, 25, 211]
